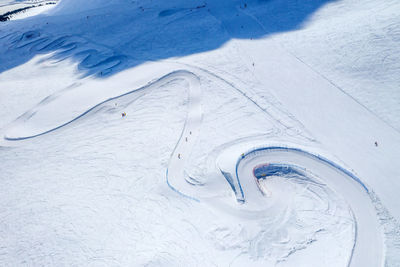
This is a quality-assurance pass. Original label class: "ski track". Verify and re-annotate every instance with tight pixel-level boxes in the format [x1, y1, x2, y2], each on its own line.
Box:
[200, 9, 385, 264]
[1, 66, 203, 202]
[3, 69, 195, 141]
[0, 0, 397, 265]
[2, 64, 386, 265]
[234, 146, 383, 266]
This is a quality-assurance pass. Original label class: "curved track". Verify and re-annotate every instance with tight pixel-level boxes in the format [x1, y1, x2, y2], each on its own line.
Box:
[164, 70, 202, 201]
[2, 63, 385, 266]
[235, 146, 384, 267]
[3, 69, 197, 141]
[2, 66, 202, 201]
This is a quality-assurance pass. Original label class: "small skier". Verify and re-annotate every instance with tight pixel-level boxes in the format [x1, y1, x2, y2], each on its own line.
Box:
[190, 131, 192, 135]
[122, 112, 126, 118]
[185, 137, 188, 142]
[375, 141, 378, 147]
[178, 153, 181, 159]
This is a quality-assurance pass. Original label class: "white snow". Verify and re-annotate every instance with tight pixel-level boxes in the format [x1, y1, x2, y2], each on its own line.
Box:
[0, 0, 399, 266]
[0, 0, 57, 21]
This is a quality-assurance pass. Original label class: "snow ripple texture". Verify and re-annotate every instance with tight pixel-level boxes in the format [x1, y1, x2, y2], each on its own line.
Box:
[0, 65, 396, 266]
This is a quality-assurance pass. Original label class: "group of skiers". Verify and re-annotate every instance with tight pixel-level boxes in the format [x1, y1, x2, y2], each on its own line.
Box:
[178, 131, 192, 159]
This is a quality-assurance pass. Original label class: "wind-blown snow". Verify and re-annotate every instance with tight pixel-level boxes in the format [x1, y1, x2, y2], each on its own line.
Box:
[0, 0, 399, 266]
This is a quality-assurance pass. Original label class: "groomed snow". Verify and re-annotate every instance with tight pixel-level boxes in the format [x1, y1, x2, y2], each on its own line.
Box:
[1, 0, 399, 266]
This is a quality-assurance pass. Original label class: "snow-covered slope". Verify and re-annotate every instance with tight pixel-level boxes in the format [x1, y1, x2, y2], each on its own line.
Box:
[0, 0, 57, 21]
[270, 0, 400, 131]
[0, 0, 399, 266]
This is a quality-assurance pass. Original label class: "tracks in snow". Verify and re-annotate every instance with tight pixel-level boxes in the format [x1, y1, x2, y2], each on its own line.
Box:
[233, 146, 384, 267]
[2, 61, 385, 266]
[2, 68, 196, 141]
[165, 71, 202, 201]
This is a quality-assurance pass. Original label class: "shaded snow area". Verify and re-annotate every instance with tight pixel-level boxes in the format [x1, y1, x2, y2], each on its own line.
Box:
[1, 0, 400, 266]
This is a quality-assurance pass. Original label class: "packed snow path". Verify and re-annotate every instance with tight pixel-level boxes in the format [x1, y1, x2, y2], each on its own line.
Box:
[0, 0, 399, 265]
[0, 64, 390, 265]
[165, 71, 202, 201]
[233, 146, 384, 267]
[2, 67, 198, 141]
[1, 65, 202, 199]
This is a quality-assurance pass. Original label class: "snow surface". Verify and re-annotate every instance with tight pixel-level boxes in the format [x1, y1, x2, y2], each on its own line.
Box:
[0, 0, 57, 19]
[1, 0, 400, 266]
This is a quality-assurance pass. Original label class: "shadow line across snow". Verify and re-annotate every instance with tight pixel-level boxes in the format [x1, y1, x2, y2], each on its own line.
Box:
[0, 0, 335, 77]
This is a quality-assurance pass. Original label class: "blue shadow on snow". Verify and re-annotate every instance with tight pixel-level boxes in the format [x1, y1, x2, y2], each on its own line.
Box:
[0, 0, 335, 77]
